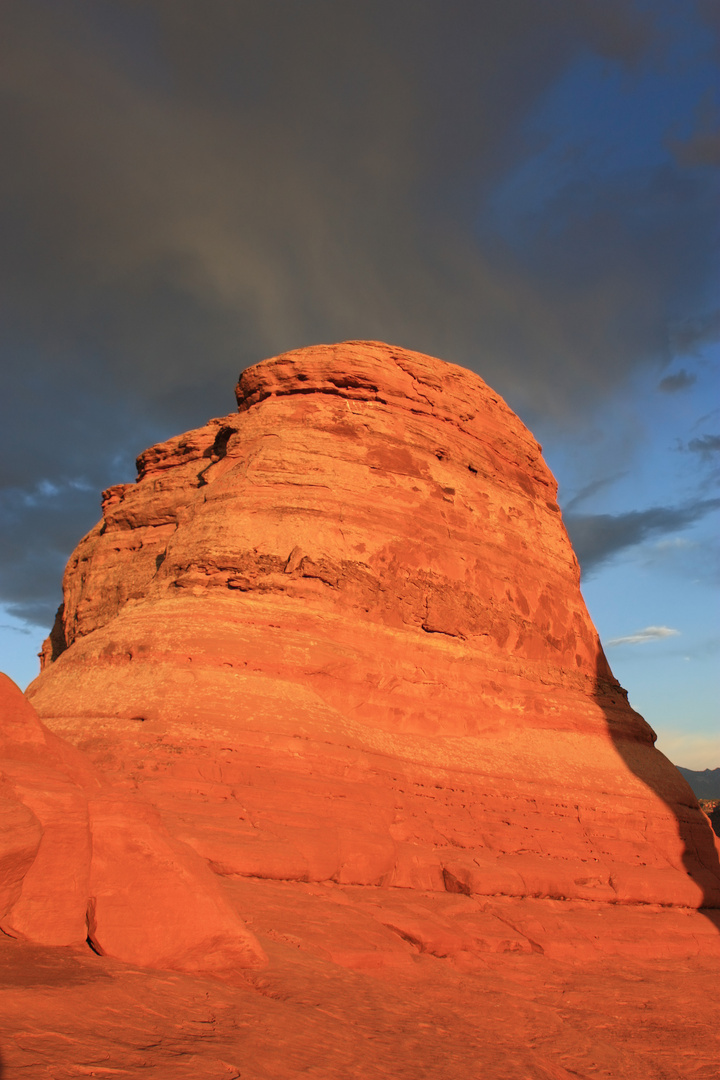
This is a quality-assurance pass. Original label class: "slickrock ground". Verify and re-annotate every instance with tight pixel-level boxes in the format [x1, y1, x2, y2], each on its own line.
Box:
[2, 908, 719, 1080]
[2, 341, 719, 1077]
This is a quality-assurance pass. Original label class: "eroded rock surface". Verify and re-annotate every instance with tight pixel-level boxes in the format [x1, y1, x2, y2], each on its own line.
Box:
[28, 341, 720, 910]
[2, 893, 720, 1080]
[0, 674, 265, 971]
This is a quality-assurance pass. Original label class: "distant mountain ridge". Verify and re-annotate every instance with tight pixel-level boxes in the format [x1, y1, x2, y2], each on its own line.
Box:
[677, 767, 720, 799]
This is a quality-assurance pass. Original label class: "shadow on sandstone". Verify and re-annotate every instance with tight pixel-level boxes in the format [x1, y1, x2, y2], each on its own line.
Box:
[595, 647, 720, 933]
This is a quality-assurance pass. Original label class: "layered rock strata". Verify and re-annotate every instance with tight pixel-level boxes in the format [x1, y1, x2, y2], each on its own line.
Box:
[28, 341, 720, 909]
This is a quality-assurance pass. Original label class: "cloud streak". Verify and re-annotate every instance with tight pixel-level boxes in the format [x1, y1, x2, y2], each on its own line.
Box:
[606, 626, 680, 647]
[687, 434, 720, 458]
[565, 498, 720, 573]
[658, 369, 697, 393]
[562, 472, 628, 513]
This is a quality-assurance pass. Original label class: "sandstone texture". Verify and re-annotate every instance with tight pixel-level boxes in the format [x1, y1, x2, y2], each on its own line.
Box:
[2, 900, 719, 1080]
[28, 341, 720, 909]
[3, 340, 719, 1079]
[0, 673, 265, 971]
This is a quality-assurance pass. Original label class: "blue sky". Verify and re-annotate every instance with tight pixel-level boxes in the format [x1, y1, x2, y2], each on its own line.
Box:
[542, 349, 720, 769]
[0, 0, 718, 767]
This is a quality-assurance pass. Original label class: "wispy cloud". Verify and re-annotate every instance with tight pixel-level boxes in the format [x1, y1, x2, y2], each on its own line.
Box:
[565, 498, 720, 573]
[652, 537, 694, 552]
[687, 434, 720, 459]
[561, 471, 628, 513]
[692, 408, 720, 431]
[606, 625, 680, 647]
[667, 308, 720, 355]
[658, 369, 697, 393]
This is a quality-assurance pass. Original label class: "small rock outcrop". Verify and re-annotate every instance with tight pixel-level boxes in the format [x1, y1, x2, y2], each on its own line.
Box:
[27, 341, 720, 910]
[0, 673, 265, 971]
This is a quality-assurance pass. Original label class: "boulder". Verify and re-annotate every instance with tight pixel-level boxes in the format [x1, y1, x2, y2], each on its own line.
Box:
[0, 673, 265, 969]
[0, 673, 93, 945]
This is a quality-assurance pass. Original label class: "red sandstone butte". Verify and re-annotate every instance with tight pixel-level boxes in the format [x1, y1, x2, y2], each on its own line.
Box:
[28, 341, 720, 909]
[4, 340, 718, 1079]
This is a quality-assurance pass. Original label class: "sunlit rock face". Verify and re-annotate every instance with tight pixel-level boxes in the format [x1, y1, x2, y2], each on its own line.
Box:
[0, 673, 265, 971]
[28, 341, 720, 908]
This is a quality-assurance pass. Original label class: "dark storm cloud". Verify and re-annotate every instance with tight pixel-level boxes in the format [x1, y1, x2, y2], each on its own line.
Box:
[658, 369, 697, 393]
[668, 309, 720, 356]
[562, 472, 629, 513]
[1, 0, 709, 415]
[687, 434, 720, 458]
[565, 498, 720, 574]
[1, 0, 718, 626]
[0, 478, 101, 626]
[669, 131, 720, 168]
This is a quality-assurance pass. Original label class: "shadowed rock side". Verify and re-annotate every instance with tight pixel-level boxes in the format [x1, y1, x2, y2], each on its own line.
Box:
[28, 341, 720, 913]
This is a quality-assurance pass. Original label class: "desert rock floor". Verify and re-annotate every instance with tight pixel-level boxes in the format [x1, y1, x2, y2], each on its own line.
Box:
[2, 877, 719, 1080]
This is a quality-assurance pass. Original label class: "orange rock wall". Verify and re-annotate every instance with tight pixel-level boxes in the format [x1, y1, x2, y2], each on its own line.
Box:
[28, 341, 720, 909]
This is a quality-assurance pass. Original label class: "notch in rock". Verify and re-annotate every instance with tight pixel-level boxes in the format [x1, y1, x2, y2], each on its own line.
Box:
[284, 546, 304, 574]
[210, 425, 235, 460]
[198, 425, 237, 485]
